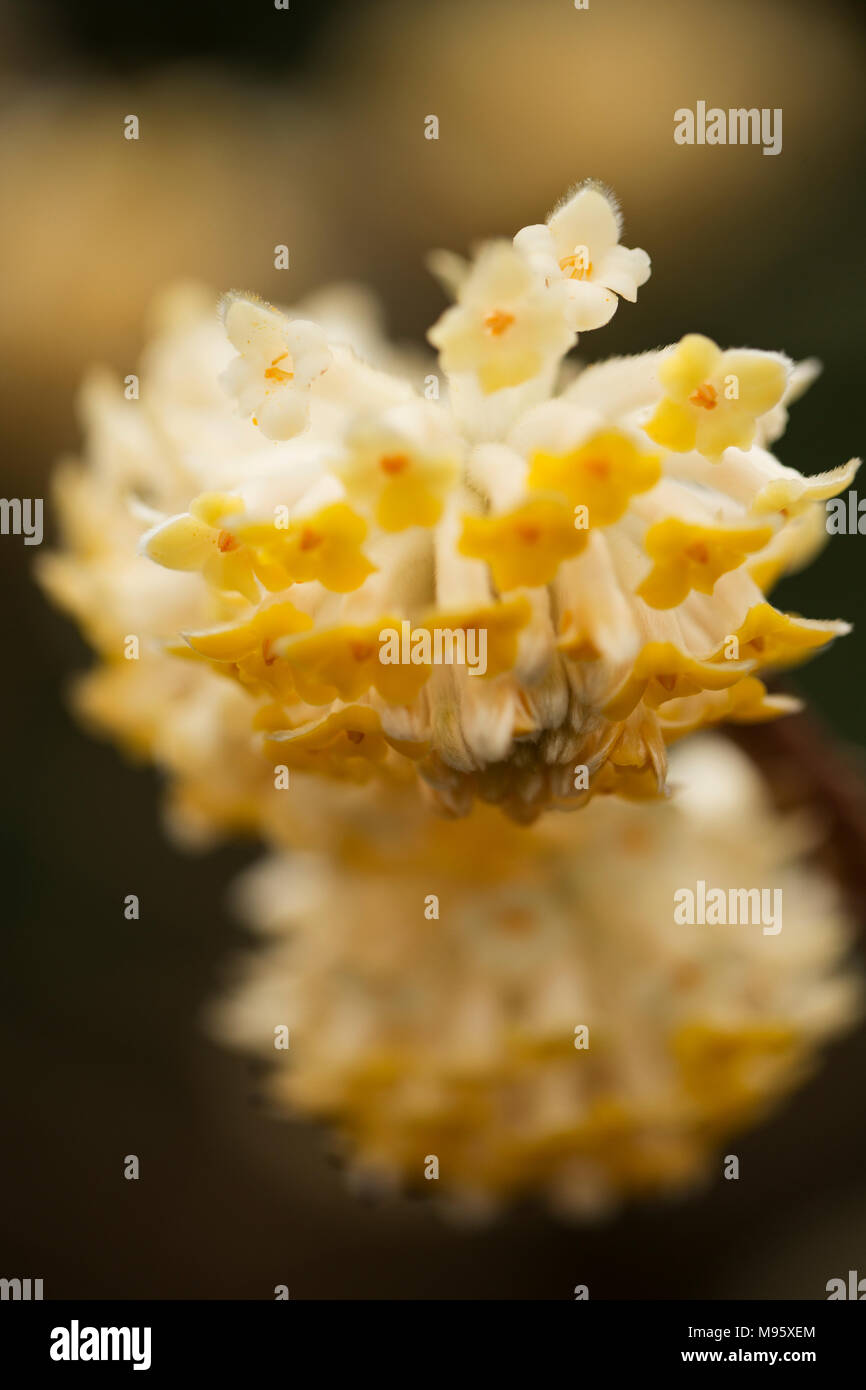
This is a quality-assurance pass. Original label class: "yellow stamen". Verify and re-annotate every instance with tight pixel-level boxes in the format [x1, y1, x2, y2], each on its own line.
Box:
[559, 252, 593, 280]
[264, 352, 294, 384]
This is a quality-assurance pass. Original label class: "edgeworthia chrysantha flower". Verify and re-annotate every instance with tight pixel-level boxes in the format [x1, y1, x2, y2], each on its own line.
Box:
[513, 181, 651, 332]
[38, 184, 861, 1222]
[215, 737, 860, 1218]
[41, 182, 858, 828]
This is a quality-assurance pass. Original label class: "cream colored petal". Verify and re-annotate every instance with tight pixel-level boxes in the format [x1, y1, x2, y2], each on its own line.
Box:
[257, 388, 311, 441]
[221, 293, 289, 363]
[719, 350, 789, 416]
[562, 278, 618, 332]
[564, 351, 665, 419]
[427, 248, 472, 297]
[593, 244, 651, 301]
[548, 185, 620, 260]
[512, 224, 559, 278]
[141, 513, 215, 571]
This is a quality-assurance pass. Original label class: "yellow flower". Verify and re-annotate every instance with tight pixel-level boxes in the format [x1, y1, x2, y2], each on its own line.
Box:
[263, 705, 425, 781]
[183, 599, 314, 702]
[231, 502, 375, 593]
[459, 496, 587, 590]
[428, 241, 575, 394]
[603, 641, 750, 721]
[276, 619, 433, 706]
[417, 596, 533, 678]
[644, 334, 789, 459]
[751, 457, 860, 518]
[142, 492, 266, 603]
[335, 404, 461, 532]
[637, 518, 774, 609]
[41, 180, 854, 826]
[527, 428, 661, 524]
[709, 603, 850, 669]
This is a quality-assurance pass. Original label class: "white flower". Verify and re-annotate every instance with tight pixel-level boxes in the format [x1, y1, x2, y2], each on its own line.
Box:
[219, 293, 332, 441]
[427, 241, 575, 394]
[515, 181, 651, 332]
[334, 400, 463, 532]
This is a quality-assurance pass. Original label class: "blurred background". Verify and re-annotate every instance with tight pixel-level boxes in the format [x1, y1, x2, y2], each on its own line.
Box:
[1, 0, 866, 1298]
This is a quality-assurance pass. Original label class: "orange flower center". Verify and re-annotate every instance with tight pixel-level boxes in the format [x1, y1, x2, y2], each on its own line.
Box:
[298, 527, 321, 551]
[349, 640, 375, 662]
[380, 454, 410, 475]
[482, 309, 515, 337]
[217, 529, 239, 552]
[559, 251, 593, 281]
[264, 352, 294, 384]
[689, 381, 718, 410]
[515, 521, 541, 544]
[684, 541, 710, 565]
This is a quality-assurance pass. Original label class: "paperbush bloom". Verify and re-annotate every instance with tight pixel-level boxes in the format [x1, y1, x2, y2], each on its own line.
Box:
[42, 182, 856, 826]
[39, 183, 862, 1223]
[216, 737, 859, 1217]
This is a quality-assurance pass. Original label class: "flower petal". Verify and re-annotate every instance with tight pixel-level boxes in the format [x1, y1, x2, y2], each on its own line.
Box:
[593, 244, 651, 301]
[548, 185, 620, 260]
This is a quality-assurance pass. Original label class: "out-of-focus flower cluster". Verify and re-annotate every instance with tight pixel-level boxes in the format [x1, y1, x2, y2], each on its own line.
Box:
[217, 737, 859, 1217]
[41, 182, 857, 828]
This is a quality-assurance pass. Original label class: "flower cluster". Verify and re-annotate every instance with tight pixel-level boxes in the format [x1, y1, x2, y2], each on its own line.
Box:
[42, 183, 856, 827]
[216, 737, 859, 1217]
[40, 182, 862, 1218]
